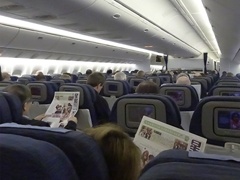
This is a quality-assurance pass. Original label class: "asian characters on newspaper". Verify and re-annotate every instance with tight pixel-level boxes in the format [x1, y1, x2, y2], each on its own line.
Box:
[43, 92, 80, 128]
[134, 116, 207, 167]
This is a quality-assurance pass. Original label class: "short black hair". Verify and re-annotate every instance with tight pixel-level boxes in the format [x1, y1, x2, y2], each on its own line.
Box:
[86, 69, 92, 75]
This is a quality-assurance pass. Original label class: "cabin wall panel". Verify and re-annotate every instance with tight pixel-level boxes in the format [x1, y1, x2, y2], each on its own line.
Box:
[220, 59, 240, 75]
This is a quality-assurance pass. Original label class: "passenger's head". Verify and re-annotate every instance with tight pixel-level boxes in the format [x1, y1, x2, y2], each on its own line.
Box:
[136, 70, 145, 78]
[226, 72, 234, 77]
[135, 81, 159, 94]
[87, 72, 105, 93]
[5, 84, 32, 115]
[114, 72, 127, 81]
[84, 124, 141, 180]
[86, 69, 92, 76]
[106, 69, 112, 75]
[35, 72, 45, 81]
[176, 76, 191, 85]
[2, 72, 11, 81]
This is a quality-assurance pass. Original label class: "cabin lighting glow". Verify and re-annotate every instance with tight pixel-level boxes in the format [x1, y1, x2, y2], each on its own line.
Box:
[0, 58, 136, 76]
[0, 15, 164, 57]
[176, 0, 221, 57]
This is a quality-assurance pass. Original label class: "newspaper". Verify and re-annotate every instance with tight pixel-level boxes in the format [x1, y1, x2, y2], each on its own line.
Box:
[134, 116, 207, 166]
[43, 92, 80, 128]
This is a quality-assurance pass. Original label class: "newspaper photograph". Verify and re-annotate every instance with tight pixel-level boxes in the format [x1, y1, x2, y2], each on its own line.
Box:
[43, 92, 80, 128]
[134, 116, 207, 167]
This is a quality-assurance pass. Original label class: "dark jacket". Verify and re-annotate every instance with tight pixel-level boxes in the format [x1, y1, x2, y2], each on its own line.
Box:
[94, 90, 110, 125]
[20, 116, 77, 131]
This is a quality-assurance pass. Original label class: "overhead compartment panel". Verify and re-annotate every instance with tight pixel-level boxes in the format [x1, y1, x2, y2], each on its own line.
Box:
[7, 29, 60, 51]
[0, 24, 19, 47]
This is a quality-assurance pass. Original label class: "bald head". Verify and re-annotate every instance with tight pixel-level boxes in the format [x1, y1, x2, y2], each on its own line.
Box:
[176, 76, 191, 85]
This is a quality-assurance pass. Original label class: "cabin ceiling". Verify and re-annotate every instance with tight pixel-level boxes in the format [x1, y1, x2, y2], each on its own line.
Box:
[202, 0, 240, 63]
[0, 0, 203, 60]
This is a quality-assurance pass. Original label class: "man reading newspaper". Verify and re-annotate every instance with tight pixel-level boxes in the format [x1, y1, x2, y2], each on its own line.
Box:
[43, 92, 80, 128]
[134, 116, 207, 166]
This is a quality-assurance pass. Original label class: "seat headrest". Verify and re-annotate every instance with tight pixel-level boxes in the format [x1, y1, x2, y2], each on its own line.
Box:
[190, 96, 240, 146]
[27, 82, 54, 104]
[0, 133, 78, 180]
[0, 94, 12, 124]
[103, 80, 129, 97]
[208, 86, 240, 96]
[110, 94, 182, 134]
[159, 84, 199, 111]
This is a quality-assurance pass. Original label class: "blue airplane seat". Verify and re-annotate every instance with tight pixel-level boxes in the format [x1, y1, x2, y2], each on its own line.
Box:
[0, 124, 109, 180]
[139, 149, 240, 180]
[0, 81, 14, 90]
[158, 74, 173, 83]
[110, 94, 182, 135]
[50, 79, 65, 88]
[60, 83, 97, 126]
[71, 74, 78, 83]
[208, 85, 240, 96]
[10, 76, 18, 81]
[76, 79, 87, 84]
[159, 84, 199, 111]
[0, 133, 78, 180]
[27, 82, 55, 104]
[129, 78, 145, 89]
[189, 96, 240, 146]
[44, 75, 52, 81]
[103, 80, 129, 97]
[0, 92, 22, 124]
[147, 76, 162, 86]
[0, 94, 12, 124]
[17, 77, 31, 85]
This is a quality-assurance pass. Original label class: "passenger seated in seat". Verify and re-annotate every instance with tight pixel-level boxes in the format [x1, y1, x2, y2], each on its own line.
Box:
[135, 81, 159, 94]
[35, 71, 46, 81]
[5, 84, 77, 130]
[114, 72, 127, 81]
[1, 72, 11, 81]
[84, 124, 141, 180]
[176, 73, 191, 85]
[87, 72, 110, 124]
[136, 70, 145, 78]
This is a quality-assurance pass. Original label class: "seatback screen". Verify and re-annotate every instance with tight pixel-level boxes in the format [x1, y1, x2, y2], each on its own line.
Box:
[126, 104, 155, 122]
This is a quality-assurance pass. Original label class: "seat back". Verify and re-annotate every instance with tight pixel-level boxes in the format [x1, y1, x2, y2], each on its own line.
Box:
[158, 74, 172, 83]
[0, 124, 109, 180]
[159, 85, 199, 111]
[27, 82, 55, 104]
[208, 86, 240, 96]
[103, 80, 129, 97]
[146, 76, 162, 86]
[190, 96, 240, 146]
[110, 94, 182, 135]
[129, 78, 145, 89]
[76, 79, 87, 84]
[0, 133, 78, 180]
[140, 149, 240, 180]
[0, 93, 12, 124]
[0, 81, 14, 90]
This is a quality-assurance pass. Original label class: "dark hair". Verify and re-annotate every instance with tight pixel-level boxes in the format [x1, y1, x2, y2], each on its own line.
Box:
[0, 66, 2, 81]
[87, 72, 105, 87]
[5, 84, 32, 110]
[86, 69, 92, 76]
[135, 81, 159, 94]
[106, 69, 112, 75]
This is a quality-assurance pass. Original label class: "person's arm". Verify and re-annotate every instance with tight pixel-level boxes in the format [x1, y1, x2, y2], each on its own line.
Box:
[64, 116, 77, 131]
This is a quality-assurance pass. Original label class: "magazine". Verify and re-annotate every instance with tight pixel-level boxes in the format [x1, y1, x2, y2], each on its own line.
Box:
[134, 116, 207, 166]
[42, 92, 80, 128]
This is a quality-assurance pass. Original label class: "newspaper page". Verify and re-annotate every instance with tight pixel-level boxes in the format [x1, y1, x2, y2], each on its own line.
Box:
[134, 116, 207, 166]
[43, 92, 80, 128]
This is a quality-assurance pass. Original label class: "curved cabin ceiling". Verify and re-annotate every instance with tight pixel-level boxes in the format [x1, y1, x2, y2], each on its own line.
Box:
[0, 0, 204, 60]
[202, 0, 240, 63]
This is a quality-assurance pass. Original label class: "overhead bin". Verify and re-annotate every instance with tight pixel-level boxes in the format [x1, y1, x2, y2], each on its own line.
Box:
[7, 29, 60, 51]
[0, 24, 19, 47]
[8, 0, 96, 16]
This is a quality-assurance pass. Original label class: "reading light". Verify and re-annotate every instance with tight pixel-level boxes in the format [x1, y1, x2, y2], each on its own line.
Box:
[0, 15, 164, 57]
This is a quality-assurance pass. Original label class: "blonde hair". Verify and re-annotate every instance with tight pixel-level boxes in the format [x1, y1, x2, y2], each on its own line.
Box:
[84, 124, 141, 180]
